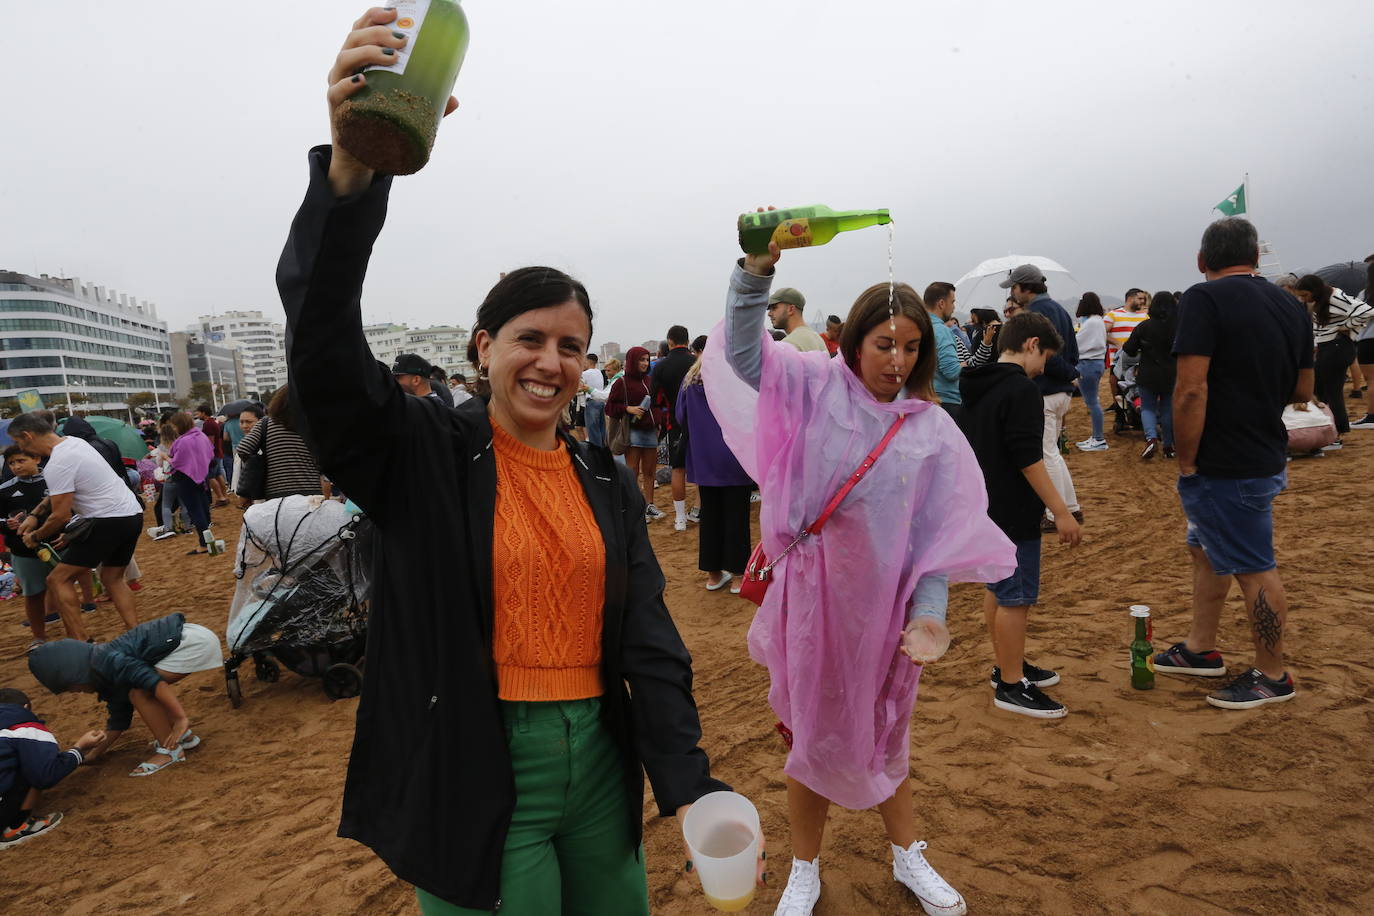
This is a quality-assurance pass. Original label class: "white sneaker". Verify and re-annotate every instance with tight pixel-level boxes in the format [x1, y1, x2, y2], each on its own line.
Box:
[892, 841, 966, 915]
[774, 857, 821, 916]
[1076, 437, 1109, 452]
[687, 506, 701, 523]
[645, 505, 664, 521]
[674, 518, 687, 531]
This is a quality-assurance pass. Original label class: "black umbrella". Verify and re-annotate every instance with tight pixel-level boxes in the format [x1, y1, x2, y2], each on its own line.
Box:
[1298, 261, 1371, 298]
[217, 399, 256, 419]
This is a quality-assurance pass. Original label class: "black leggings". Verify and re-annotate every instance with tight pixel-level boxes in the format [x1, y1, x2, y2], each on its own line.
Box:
[697, 485, 753, 575]
[170, 471, 211, 545]
[1316, 337, 1356, 434]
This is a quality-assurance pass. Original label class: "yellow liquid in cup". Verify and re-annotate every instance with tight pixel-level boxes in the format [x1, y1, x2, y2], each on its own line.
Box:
[695, 821, 756, 912]
[704, 889, 755, 912]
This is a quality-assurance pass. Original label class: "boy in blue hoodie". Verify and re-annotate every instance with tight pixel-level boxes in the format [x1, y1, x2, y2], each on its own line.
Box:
[0, 687, 104, 848]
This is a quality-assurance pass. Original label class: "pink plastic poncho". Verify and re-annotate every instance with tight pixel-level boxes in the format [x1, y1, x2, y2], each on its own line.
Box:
[704, 314, 1016, 810]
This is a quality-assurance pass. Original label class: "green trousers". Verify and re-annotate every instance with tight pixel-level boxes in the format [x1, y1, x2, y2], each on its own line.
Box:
[416, 698, 649, 916]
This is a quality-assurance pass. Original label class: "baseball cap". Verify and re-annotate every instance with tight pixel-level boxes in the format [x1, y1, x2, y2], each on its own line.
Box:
[391, 353, 433, 376]
[769, 287, 806, 308]
[998, 264, 1046, 289]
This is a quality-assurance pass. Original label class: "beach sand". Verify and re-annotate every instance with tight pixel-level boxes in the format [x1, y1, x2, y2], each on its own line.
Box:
[3, 399, 1372, 915]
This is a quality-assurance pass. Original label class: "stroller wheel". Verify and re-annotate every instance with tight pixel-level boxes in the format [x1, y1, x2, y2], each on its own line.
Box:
[322, 663, 363, 701]
[254, 656, 281, 684]
[226, 670, 243, 709]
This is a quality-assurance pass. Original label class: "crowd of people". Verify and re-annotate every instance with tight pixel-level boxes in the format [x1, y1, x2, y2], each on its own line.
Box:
[2, 11, 1366, 913]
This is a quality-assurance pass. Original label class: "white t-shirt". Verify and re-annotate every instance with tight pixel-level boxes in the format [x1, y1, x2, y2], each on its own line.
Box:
[44, 437, 141, 519]
[581, 368, 607, 403]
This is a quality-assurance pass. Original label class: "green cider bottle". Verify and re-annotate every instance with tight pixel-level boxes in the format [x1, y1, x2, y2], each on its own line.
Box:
[335, 0, 471, 175]
[738, 206, 891, 255]
[1130, 605, 1155, 690]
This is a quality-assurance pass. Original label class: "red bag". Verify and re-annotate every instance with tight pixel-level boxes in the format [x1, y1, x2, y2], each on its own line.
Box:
[738, 415, 908, 606]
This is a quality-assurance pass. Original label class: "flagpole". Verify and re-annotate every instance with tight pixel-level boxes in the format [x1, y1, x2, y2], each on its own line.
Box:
[1244, 172, 1252, 224]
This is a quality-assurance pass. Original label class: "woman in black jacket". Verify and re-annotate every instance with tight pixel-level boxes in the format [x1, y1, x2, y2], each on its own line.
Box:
[1122, 291, 1179, 459]
[276, 10, 732, 913]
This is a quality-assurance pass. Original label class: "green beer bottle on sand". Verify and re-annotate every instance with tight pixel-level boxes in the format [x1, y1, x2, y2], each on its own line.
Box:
[1130, 605, 1155, 690]
[738, 206, 891, 255]
[336, 0, 471, 175]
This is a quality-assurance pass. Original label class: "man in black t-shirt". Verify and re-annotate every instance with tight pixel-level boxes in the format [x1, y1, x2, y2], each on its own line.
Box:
[649, 324, 697, 530]
[1155, 218, 1314, 711]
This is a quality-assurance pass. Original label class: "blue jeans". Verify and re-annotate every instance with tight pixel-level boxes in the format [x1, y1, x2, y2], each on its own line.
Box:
[1076, 358, 1105, 440]
[1138, 385, 1173, 446]
[584, 399, 606, 448]
[1178, 472, 1285, 575]
[986, 538, 1041, 607]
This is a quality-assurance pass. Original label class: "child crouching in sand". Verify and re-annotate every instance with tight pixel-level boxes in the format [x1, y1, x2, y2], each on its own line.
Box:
[27, 613, 223, 777]
[1, 687, 104, 848]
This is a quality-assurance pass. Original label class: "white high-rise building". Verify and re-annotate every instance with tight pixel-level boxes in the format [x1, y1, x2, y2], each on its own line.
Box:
[192, 311, 286, 398]
[0, 270, 175, 411]
[363, 323, 470, 374]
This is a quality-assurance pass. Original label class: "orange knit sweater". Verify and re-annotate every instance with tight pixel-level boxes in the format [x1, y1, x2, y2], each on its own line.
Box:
[490, 419, 606, 701]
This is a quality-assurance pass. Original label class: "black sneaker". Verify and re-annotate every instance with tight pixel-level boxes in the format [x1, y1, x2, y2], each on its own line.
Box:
[993, 678, 1067, 719]
[1206, 668, 1295, 709]
[1350, 414, 1374, 430]
[990, 663, 1060, 688]
[1153, 642, 1227, 677]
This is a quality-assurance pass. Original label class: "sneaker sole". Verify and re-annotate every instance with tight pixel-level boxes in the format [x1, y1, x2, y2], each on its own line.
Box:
[1206, 690, 1296, 710]
[1154, 663, 1228, 678]
[907, 888, 967, 916]
[993, 697, 1067, 719]
[988, 673, 1061, 688]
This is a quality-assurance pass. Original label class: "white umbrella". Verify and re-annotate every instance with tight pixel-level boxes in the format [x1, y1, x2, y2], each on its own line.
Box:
[954, 255, 1079, 311]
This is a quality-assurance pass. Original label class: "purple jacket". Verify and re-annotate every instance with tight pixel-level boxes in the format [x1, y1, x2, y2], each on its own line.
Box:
[169, 429, 214, 483]
[677, 381, 753, 488]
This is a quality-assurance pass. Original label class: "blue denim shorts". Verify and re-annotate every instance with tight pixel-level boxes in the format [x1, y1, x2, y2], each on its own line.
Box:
[986, 538, 1041, 606]
[1177, 472, 1285, 575]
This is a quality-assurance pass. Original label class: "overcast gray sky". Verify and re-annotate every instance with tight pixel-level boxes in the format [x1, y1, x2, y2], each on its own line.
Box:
[4, 1, 1371, 352]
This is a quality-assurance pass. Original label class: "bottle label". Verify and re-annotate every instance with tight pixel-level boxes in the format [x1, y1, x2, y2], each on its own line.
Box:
[771, 218, 814, 249]
[365, 0, 432, 78]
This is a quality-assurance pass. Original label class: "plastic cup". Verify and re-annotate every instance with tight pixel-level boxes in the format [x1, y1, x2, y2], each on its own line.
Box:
[682, 791, 760, 912]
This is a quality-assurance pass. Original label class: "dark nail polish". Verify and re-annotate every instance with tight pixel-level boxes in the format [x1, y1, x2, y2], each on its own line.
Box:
[351, 74, 361, 83]
[762, 872, 769, 884]
[392, 30, 406, 39]
[382, 47, 395, 56]
[761, 851, 767, 860]
[684, 860, 693, 873]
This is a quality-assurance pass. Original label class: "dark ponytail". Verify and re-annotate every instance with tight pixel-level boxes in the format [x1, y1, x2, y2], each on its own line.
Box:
[1295, 274, 1333, 327]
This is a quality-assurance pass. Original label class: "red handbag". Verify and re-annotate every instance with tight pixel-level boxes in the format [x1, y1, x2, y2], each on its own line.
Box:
[738, 414, 909, 606]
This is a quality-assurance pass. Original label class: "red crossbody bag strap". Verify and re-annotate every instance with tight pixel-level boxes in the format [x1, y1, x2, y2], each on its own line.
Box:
[807, 413, 907, 534]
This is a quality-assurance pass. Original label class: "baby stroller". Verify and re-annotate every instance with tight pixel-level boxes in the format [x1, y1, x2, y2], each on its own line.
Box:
[223, 496, 373, 707]
[1110, 352, 1144, 434]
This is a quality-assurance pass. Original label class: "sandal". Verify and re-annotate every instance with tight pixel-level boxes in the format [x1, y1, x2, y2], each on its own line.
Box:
[25, 638, 45, 654]
[705, 572, 734, 592]
[147, 729, 201, 752]
[129, 744, 185, 777]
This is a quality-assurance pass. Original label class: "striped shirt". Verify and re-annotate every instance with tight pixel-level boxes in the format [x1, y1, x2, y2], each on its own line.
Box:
[235, 418, 323, 499]
[1313, 289, 1374, 346]
[1105, 308, 1149, 363]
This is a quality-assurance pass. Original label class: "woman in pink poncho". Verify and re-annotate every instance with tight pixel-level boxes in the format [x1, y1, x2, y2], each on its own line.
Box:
[704, 235, 1015, 916]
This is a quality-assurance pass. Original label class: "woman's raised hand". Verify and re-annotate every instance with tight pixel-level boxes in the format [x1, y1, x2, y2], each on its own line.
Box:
[743, 206, 782, 277]
[326, 8, 459, 193]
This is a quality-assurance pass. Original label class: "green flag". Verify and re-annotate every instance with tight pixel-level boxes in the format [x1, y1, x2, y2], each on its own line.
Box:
[1215, 183, 1246, 216]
